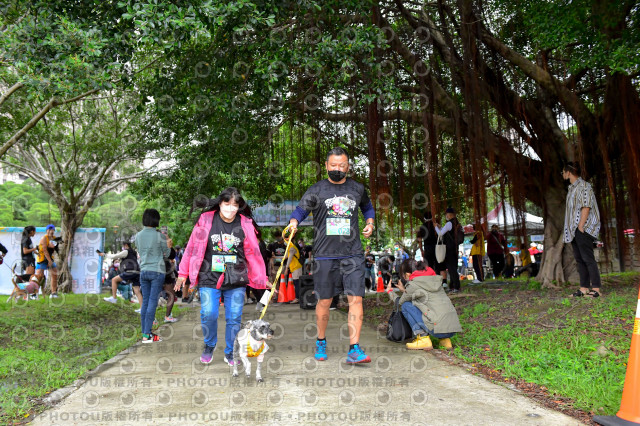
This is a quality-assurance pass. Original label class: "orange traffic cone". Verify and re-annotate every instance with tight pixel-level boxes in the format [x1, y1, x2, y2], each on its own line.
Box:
[594, 285, 640, 426]
[376, 271, 384, 293]
[277, 274, 287, 303]
[286, 273, 296, 301]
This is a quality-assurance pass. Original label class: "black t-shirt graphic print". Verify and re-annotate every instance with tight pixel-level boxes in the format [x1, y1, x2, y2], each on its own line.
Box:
[298, 178, 371, 258]
[198, 214, 246, 289]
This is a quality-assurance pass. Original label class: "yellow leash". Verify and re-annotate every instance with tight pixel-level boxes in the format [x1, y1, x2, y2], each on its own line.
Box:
[259, 224, 297, 320]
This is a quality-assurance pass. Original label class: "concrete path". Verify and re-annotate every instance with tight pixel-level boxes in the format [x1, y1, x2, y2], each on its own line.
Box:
[32, 302, 583, 425]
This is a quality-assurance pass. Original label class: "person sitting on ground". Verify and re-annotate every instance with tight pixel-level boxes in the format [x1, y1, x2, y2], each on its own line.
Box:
[514, 243, 533, 278]
[386, 259, 462, 351]
[377, 254, 395, 287]
[98, 241, 141, 305]
[35, 224, 59, 298]
[107, 263, 119, 283]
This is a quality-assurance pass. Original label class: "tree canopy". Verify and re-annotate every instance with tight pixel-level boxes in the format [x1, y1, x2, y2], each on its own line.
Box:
[3, 0, 639, 287]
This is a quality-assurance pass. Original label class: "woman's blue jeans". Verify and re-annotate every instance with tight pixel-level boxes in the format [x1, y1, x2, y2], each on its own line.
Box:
[140, 271, 166, 335]
[401, 302, 455, 339]
[199, 286, 245, 357]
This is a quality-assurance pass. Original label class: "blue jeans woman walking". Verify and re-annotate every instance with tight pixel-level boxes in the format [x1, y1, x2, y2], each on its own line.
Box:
[135, 209, 171, 343]
[175, 188, 268, 365]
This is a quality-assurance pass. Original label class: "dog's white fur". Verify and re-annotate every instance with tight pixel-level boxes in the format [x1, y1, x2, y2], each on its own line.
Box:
[232, 319, 273, 382]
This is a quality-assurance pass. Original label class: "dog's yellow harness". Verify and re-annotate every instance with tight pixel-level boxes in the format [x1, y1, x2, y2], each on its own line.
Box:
[247, 340, 265, 358]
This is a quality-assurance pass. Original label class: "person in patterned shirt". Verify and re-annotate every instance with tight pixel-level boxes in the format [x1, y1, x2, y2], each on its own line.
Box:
[562, 162, 601, 297]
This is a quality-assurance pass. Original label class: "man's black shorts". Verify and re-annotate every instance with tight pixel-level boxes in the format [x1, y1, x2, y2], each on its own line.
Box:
[120, 271, 140, 286]
[311, 256, 366, 299]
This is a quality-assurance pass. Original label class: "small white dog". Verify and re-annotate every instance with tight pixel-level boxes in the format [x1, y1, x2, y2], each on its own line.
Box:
[232, 319, 274, 382]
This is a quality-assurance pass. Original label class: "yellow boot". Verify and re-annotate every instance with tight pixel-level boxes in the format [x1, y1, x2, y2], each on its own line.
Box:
[406, 335, 433, 351]
[439, 338, 453, 350]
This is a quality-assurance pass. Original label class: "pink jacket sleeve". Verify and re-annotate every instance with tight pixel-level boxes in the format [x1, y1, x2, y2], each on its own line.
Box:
[178, 227, 196, 280]
[178, 213, 210, 286]
[241, 216, 267, 289]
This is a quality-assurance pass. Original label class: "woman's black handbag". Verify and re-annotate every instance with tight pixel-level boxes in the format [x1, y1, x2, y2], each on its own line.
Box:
[221, 261, 249, 288]
[386, 297, 414, 343]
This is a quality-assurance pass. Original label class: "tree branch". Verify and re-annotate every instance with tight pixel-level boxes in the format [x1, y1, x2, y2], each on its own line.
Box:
[0, 81, 24, 108]
[0, 88, 101, 158]
[0, 158, 49, 188]
[95, 168, 157, 198]
[317, 109, 454, 132]
[471, 14, 596, 129]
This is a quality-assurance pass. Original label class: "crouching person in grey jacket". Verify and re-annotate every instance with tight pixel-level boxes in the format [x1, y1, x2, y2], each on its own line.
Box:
[386, 259, 462, 351]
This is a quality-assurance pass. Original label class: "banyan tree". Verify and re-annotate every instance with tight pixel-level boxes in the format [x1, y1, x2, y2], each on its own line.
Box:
[124, 0, 639, 287]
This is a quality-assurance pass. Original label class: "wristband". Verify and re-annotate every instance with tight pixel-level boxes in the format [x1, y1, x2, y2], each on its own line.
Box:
[387, 289, 393, 294]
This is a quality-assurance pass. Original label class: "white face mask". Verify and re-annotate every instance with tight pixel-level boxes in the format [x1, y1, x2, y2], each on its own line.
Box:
[220, 204, 239, 218]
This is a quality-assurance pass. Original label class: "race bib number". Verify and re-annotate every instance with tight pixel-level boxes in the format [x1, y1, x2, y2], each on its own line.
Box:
[326, 218, 351, 236]
[211, 254, 237, 272]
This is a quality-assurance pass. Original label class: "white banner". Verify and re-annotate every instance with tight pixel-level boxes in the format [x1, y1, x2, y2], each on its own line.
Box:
[252, 201, 313, 227]
[0, 227, 105, 295]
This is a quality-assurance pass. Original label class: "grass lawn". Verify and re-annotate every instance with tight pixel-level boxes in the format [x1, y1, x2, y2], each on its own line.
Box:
[361, 272, 639, 421]
[0, 292, 189, 424]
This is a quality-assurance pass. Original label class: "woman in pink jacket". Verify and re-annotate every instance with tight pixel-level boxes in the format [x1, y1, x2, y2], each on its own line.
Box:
[175, 187, 267, 365]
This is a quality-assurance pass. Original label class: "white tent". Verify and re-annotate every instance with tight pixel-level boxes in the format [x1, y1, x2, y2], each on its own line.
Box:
[484, 202, 544, 235]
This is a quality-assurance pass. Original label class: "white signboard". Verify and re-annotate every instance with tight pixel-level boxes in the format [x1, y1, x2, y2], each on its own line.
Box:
[0, 227, 105, 295]
[252, 201, 313, 227]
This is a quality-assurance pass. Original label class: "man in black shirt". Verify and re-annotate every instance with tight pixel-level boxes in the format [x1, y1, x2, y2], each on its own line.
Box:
[289, 147, 375, 364]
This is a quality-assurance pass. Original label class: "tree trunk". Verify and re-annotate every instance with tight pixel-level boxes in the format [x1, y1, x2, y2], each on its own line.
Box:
[56, 210, 83, 293]
[537, 185, 578, 288]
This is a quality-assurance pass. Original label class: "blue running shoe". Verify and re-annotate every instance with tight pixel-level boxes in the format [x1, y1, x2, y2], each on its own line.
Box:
[346, 344, 371, 364]
[315, 339, 328, 361]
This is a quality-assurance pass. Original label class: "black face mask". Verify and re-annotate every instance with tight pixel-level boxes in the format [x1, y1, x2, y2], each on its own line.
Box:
[328, 170, 346, 182]
[400, 277, 408, 286]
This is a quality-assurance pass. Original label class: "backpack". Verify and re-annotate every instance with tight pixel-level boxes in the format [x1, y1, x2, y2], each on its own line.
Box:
[455, 223, 465, 245]
[386, 298, 414, 343]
